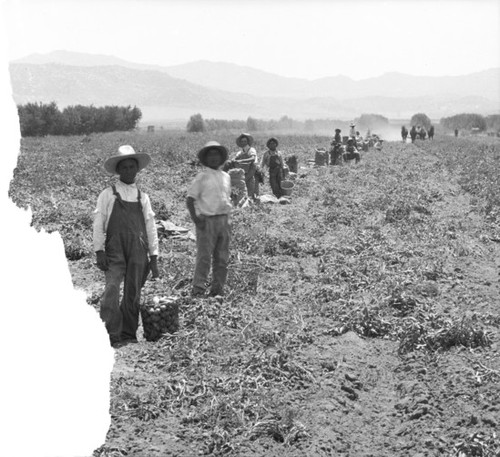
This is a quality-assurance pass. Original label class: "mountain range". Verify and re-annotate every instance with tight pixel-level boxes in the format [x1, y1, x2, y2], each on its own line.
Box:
[8, 50, 500, 122]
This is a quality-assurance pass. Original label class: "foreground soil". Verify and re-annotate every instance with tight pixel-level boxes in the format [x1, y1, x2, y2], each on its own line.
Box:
[65, 137, 499, 456]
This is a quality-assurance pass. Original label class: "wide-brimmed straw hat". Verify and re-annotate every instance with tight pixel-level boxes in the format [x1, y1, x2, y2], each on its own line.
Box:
[350, 123, 356, 127]
[198, 141, 228, 166]
[266, 137, 279, 148]
[236, 133, 254, 147]
[104, 145, 151, 174]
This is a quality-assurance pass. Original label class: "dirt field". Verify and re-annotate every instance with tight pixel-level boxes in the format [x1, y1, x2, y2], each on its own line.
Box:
[10, 132, 500, 456]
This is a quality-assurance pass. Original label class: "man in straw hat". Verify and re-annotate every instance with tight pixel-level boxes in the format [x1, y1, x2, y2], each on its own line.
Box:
[93, 145, 159, 348]
[187, 141, 232, 298]
[234, 133, 259, 199]
[261, 137, 285, 198]
[349, 122, 356, 138]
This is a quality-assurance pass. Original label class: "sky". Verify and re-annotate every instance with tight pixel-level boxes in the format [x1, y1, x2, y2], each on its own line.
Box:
[2, 0, 500, 80]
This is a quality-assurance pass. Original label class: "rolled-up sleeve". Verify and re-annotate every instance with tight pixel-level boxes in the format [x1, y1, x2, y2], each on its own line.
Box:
[92, 190, 108, 252]
[142, 194, 159, 256]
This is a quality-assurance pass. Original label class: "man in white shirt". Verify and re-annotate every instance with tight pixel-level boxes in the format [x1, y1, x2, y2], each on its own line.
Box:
[349, 123, 356, 138]
[187, 141, 232, 297]
[93, 145, 159, 348]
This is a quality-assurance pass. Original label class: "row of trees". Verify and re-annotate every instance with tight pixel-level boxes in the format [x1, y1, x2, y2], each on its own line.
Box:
[187, 113, 392, 134]
[188, 112, 500, 135]
[17, 102, 142, 137]
[440, 113, 500, 132]
[187, 114, 305, 133]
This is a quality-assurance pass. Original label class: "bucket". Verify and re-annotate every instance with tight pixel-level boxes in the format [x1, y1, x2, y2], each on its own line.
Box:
[281, 180, 294, 196]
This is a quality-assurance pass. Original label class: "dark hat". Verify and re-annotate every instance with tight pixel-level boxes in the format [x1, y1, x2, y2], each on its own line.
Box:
[236, 133, 254, 147]
[197, 141, 228, 166]
[104, 145, 151, 175]
[335, 128, 341, 132]
[266, 137, 279, 148]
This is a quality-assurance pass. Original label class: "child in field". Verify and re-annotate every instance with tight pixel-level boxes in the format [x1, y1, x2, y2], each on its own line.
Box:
[187, 141, 232, 297]
[93, 145, 159, 348]
[261, 137, 285, 198]
[234, 133, 258, 199]
[333, 128, 342, 144]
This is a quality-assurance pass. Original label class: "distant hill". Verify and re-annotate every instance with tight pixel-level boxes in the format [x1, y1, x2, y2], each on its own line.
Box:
[163, 62, 500, 102]
[9, 51, 500, 122]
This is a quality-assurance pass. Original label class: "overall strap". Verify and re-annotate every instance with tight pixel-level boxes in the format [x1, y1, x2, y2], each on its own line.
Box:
[111, 184, 143, 211]
[112, 184, 126, 208]
[137, 188, 143, 212]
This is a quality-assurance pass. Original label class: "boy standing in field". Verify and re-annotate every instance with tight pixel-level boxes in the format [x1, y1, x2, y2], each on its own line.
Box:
[93, 145, 159, 348]
[234, 133, 258, 199]
[187, 141, 232, 298]
[261, 137, 285, 198]
[333, 128, 342, 144]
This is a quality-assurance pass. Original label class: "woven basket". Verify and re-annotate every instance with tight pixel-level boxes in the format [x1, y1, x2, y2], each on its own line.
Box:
[281, 180, 294, 196]
[140, 296, 180, 342]
[227, 263, 261, 293]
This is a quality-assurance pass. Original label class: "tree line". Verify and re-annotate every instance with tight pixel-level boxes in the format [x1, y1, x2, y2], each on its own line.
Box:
[187, 113, 392, 133]
[17, 102, 142, 137]
[440, 113, 500, 132]
[188, 112, 500, 134]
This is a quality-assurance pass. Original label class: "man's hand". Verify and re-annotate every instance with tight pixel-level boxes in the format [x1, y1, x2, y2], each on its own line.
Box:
[149, 255, 160, 279]
[194, 214, 206, 230]
[187, 197, 206, 230]
[96, 250, 108, 271]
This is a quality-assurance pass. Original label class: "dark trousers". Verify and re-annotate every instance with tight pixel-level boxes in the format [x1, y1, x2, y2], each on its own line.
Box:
[193, 214, 231, 296]
[269, 167, 282, 198]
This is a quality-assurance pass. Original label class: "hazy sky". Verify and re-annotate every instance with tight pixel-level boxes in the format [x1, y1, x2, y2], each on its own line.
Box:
[2, 0, 500, 80]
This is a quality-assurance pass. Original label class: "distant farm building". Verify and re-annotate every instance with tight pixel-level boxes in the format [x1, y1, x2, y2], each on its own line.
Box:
[147, 125, 155, 133]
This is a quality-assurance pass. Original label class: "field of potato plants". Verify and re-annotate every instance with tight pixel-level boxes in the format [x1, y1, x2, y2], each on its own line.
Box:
[8, 130, 500, 456]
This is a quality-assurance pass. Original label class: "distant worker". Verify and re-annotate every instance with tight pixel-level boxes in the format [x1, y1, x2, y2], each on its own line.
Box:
[234, 133, 258, 199]
[401, 126, 408, 142]
[454, 128, 459, 137]
[329, 141, 344, 165]
[334, 128, 342, 144]
[428, 125, 434, 140]
[410, 126, 417, 143]
[344, 138, 361, 163]
[349, 122, 356, 138]
[261, 137, 285, 198]
[374, 138, 384, 151]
